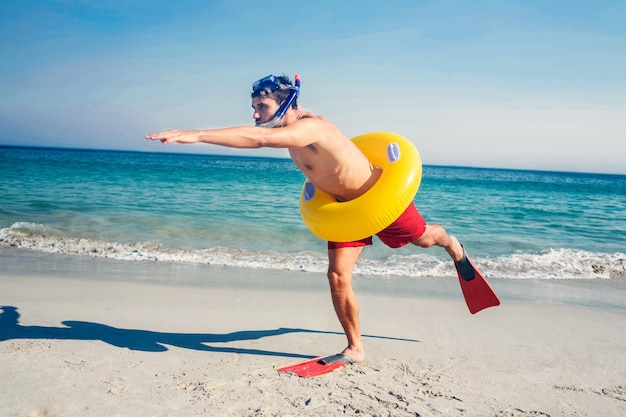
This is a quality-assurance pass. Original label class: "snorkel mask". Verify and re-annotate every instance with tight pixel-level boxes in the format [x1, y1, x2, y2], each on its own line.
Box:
[252, 74, 300, 128]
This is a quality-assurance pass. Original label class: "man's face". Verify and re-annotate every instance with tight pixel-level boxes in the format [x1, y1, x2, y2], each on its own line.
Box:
[252, 96, 280, 125]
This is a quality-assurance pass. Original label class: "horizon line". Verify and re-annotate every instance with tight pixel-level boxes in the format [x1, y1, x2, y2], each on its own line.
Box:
[2, 143, 624, 177]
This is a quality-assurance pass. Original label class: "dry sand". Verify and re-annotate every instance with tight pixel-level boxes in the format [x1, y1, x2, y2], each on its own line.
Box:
[1, 249, 625, 416]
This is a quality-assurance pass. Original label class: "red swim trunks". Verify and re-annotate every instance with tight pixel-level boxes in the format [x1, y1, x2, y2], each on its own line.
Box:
[328, 202, 427, 250]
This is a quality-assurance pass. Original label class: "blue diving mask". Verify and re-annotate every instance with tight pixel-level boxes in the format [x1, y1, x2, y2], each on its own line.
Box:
[252, 74, 300, 128]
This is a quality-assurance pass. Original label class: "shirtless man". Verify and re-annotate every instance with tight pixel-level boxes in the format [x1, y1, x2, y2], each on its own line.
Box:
[146, 74, 469, 364]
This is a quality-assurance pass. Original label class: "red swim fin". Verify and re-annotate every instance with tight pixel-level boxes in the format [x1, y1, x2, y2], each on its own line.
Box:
[455, 255, 501, 314]
[278, 354, 353, 378]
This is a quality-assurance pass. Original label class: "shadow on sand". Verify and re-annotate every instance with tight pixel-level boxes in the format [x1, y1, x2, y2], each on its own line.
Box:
[0, 306, 418, 359]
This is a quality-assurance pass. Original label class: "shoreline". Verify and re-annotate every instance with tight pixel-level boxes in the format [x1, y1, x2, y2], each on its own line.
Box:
[2, 247, 625, 416]
[2, 246, 626, 312]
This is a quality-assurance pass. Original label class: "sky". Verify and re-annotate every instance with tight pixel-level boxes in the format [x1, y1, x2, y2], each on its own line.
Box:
[1, 0, 625, 174]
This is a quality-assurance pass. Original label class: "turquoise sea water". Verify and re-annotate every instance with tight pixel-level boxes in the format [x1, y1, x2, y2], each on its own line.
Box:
[1, 146, 625, 280]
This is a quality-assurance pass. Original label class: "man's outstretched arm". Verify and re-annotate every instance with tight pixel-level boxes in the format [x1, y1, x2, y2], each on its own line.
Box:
[145, 118, 333, 149]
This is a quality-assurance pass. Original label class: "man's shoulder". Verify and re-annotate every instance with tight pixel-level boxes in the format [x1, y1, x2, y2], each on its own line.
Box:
[294, 113, 340, 132]
[296, 110, 326, 121]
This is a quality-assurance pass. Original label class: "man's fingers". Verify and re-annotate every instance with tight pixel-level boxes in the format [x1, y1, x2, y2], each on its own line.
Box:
[145, 133, 170, 144]
[146, 130, 180, 145]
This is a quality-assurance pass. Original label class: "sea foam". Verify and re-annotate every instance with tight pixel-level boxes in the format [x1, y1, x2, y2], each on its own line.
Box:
[2, 222, 624, 280]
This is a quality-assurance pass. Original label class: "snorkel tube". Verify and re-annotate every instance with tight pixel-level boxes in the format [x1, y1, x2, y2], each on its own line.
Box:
[255, 74, 301, 128]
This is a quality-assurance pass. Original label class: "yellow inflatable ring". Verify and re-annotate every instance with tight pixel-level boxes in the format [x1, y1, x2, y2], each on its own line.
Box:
[299, 132, 422, 242]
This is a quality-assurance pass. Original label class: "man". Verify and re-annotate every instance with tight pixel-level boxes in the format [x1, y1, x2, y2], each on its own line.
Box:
[146, 74, 474, 364]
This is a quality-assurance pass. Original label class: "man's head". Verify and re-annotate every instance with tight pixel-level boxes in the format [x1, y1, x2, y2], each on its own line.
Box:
[251, 74, 300, 128]
[251, 74, 297, 107]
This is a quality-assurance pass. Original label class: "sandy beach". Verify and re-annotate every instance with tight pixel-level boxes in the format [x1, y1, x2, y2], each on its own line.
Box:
[1, 248, 625, 417]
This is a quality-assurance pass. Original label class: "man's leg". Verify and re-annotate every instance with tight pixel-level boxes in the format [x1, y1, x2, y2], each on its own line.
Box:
[327, 246, 366, 363]
[411, 223, 465, 262]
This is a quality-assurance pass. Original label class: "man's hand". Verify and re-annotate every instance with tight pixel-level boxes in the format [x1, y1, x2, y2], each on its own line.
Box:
[145, 130, 199, 145]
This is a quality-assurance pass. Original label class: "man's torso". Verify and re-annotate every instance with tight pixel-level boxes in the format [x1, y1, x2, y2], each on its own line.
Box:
[287, 112, 381, 202]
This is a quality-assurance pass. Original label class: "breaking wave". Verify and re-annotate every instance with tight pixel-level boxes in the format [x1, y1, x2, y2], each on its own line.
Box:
[2, 222, 625, 279]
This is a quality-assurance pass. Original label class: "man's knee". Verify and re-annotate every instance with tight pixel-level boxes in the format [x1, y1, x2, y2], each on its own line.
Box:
[412, 224, 443, 248]
[327, 270, 352, 292]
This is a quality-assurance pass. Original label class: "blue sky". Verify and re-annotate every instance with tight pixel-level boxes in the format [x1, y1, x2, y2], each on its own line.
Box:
[1, 0, 625, 174]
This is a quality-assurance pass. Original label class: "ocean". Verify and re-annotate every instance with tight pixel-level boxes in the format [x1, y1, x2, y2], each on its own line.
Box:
[1, 145, 625, 280]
